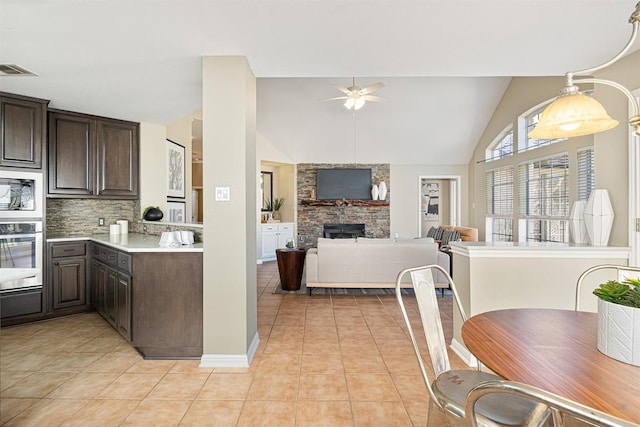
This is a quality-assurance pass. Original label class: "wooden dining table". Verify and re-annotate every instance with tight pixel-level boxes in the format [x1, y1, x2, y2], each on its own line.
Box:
[461, 308, 640, 424]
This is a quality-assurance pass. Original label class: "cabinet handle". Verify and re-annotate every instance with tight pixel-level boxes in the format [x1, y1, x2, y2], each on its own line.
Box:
[53, 261, 59, 265]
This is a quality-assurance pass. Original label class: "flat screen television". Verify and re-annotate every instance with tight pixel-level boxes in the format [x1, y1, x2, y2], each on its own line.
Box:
[316, 168, 372, 200]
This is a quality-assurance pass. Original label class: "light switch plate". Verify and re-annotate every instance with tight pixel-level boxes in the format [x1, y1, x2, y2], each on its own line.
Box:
[215, 187, 230, 201]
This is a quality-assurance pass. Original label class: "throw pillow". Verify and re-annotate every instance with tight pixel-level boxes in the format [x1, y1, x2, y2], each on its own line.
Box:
[442, 230, 460, 245]
[440, 229, 452, 245]
[426, 226, 437, 238]
[433, 226, 445, 241]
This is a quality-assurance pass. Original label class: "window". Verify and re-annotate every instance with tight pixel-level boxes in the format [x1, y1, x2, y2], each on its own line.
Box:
[485, 125, 514, 162]
[577, 147, 595, 201]
[485, 167, 514, 242]
[520, 105, 567, 152]
[518, 154, 570, 242]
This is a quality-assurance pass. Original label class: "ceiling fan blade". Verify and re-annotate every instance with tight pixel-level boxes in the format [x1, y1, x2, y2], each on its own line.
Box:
[320, 96, 349, 101]
[332, 84, 353, 96]
[359, 82, 385, 95]
[362, 95, 385, 102]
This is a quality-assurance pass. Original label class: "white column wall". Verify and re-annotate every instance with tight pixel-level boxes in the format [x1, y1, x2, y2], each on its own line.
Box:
[201, 56, 258, 366]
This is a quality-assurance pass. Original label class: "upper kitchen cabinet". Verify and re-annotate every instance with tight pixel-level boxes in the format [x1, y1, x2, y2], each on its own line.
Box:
[0, 92, 49, 169]
[48, 110, 139, 199]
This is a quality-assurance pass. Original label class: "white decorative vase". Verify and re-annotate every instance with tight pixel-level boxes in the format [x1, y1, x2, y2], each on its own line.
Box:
[378, 181, 387, 201]
[371, 184, 379, 201]
[584, 189, 614, 246]
[569, 200, 589, 244]
[597, 299, 640, 367]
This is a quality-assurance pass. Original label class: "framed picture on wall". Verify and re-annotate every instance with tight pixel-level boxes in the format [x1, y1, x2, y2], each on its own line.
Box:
[167, 201, 186, 223]
[167, 139, 185, 198]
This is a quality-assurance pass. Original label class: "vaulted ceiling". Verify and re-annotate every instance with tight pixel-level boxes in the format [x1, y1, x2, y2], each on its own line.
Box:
[1, 0, 637, 164]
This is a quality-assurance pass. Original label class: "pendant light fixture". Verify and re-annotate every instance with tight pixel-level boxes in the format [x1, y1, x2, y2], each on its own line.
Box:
[529, 2, 640, 139]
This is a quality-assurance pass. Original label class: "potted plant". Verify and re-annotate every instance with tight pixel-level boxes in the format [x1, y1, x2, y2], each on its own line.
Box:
[271, 197, 285, 220]
[593, 277, 640, 366]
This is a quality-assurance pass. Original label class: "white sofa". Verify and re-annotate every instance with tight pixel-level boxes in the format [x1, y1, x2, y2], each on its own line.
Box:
[305, 237, 450, 290]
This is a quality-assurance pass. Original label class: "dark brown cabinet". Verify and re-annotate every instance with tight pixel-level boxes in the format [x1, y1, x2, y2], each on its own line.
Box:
[48, 110, 138, 199]
[90, 243, 132, 341]
[48, 242, 90, 312]
[0, 92, 49, 169]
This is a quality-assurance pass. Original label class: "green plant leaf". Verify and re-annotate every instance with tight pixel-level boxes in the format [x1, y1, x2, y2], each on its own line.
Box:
[593, 280, 631, 305]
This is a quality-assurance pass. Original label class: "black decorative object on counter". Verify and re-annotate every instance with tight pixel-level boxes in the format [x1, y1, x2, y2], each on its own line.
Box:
[143, 206, 163, 221]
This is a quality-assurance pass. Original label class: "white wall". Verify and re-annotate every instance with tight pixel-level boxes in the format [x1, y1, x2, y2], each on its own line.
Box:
[139, 122, 167, 217]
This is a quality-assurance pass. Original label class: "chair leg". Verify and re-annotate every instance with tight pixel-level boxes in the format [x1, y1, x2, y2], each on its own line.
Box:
[427, 398, 464, 426]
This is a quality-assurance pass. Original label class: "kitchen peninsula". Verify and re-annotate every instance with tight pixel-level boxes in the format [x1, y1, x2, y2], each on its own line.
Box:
[448, 241, 630, 366]
[47, 233, 203, 359]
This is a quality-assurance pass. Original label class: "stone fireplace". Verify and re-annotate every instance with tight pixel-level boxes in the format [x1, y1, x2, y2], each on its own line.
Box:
[297, 163, 390, 247]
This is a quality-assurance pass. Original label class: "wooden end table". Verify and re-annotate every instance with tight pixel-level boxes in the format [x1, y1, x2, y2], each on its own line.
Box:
[276, 248, 306, 291]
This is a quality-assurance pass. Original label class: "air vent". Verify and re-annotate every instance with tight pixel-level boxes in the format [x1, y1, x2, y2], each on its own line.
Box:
[0, 64, 38, 76]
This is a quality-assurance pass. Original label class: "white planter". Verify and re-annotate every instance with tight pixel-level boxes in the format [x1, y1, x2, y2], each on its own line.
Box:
[597, 299, 640, 367]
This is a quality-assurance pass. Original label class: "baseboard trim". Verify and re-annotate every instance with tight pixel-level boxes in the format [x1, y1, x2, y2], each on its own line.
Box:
[450, 338, 478, 368]
[199, 332, 260, 368]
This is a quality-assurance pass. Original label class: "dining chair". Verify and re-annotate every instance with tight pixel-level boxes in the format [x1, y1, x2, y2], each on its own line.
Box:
[575, 264, 640, 311]
[395, 265, 551, 426]
[465, 379, 639, 427]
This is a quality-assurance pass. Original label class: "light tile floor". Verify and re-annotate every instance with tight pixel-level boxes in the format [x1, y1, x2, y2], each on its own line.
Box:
[0, 262, 466, 426]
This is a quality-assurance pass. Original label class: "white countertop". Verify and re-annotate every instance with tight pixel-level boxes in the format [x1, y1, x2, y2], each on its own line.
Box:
[449, 241, 630, 259]
[47, 233, 203, 253]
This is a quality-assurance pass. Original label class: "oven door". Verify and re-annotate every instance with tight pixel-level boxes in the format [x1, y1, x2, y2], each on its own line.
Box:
[0, 221, 43, 292]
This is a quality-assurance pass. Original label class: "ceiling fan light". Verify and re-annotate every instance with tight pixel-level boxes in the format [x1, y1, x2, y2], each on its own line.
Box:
[528, 91, 619, 139]
[344, 98, 355, 110]
[354, 97, 365, 110]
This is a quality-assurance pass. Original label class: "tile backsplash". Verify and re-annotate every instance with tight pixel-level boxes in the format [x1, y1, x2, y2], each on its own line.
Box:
[46, 199, 137, 236]
[46, 199, 204, 242]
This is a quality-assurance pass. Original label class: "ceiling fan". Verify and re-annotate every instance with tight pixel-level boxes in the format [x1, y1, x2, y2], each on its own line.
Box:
[322, 78, 385, 110]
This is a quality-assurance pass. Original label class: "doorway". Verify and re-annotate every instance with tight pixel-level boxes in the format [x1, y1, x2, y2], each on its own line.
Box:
[418, 175, 461, 237]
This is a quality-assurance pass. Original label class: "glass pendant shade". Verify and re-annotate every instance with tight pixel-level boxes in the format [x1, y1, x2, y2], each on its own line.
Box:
[528, 92, 619, 139]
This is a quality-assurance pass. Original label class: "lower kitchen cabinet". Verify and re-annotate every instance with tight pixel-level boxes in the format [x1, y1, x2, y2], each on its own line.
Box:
[90, 243, 131, 341]
[49, 242, 90, 313]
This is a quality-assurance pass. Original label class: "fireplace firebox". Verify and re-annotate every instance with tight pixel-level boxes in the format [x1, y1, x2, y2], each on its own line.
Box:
[323, 223, 365, 239]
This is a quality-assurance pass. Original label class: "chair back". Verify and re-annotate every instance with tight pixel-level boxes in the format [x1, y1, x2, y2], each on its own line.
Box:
[395, 264, 468, 400]
[465, 379, 639, 427]
[575, 264, 640, 311]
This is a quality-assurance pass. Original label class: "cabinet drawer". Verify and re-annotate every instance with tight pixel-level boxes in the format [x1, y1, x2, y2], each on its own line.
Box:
[52, 242, 86, 258]
[262, 224, 277, 232]
[117, 252, 132, 274]
[278, 224, 292, 231]
[99, 247, 118, 267]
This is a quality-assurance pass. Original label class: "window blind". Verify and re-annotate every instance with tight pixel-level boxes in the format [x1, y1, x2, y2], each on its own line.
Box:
[577, 147, 595, 201]
[486, 167, 513, 215]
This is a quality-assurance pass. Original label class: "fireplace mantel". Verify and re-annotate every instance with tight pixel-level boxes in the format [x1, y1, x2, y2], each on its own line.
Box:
[300, 199, 389, 207]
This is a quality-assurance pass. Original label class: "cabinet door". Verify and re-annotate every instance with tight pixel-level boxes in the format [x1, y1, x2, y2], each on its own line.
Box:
[0, 95, 47, 168]
[48, 112, 94, 196]
[105, 266, 118, 327]
[117, 273, 131, 341]
[96, 119, 138, 198]
[94, 261, 107, 316]
[262, 232, 278, 259]
[51, 257, 86, 310]
[278, 228, 294, 248]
